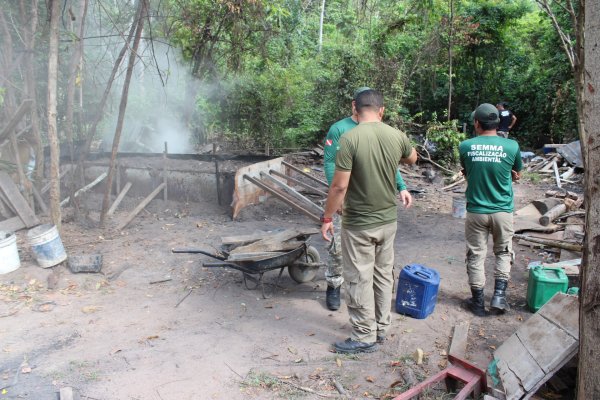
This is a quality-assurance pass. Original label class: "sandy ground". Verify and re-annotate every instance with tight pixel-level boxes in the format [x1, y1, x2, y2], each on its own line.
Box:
[0, 172, 556, 399]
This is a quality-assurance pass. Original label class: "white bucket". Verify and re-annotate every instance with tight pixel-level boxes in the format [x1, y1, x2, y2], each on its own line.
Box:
[0, 231, 21, 274]
[27, 224, 67, 268]
[452, 196, 467, 219]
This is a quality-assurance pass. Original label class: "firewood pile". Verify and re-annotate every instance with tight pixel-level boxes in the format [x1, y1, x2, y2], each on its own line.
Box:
[526, 142, 583, 188]
[515, 189, 585, 277]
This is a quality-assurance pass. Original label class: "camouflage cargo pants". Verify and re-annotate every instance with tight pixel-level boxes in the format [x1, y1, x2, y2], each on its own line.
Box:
[325, 214, 344, 288]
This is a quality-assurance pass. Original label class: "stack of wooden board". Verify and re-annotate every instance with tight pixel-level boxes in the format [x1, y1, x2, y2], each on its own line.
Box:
[491, 293, 578, 399]
[0, 171, 39, 232]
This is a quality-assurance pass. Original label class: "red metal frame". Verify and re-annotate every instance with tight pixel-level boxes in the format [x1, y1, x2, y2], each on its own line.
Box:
[392, 355, 488, 400]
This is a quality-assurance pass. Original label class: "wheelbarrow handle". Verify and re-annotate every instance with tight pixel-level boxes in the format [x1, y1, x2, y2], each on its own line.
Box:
[171, 248, 227, 261]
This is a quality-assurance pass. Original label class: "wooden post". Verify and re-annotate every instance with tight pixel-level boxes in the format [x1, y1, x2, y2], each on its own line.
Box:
[116, 182, 165, 230]
[107, 181, 132, 216]
[213, 143, 221, 205]
[115, 160, 121, 195]
[163, 141, 168, 201]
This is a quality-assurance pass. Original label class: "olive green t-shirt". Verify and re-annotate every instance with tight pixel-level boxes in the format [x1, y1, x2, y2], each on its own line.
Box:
[336, 121, 413, 230]
[459, 135, 523, 213]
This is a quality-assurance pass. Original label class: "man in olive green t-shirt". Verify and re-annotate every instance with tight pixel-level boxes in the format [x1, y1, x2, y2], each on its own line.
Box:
[459, 103, 523, 317]
[320, 89, 417, 354]
[322, 87, 411, 311]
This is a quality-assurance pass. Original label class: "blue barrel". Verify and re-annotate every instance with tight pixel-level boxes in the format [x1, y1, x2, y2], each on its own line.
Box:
[27, 224, 67, 268]
[395, 264, 440, 319]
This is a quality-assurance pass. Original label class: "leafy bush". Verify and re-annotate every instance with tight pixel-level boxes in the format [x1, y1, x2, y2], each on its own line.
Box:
[425, 113, 466, 165]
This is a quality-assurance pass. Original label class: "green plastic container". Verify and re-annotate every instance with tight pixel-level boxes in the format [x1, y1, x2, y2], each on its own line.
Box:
[527, 266, 569, 312]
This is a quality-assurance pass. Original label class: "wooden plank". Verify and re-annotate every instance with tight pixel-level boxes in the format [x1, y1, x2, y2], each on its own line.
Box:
[0, 216, 26, 232]
[495, 358, 526, 400]
[259, 171, 324, 216]
[552, 161, 562, 188]
[448, 321, 470, 359]
[222, 227, 319, 246]
[494, 334, 546, 393]
[537, 293, 579, 340]
[515, 312, 578, 373]
[0, 171, 39, 227]
[107, 182, 132, 216]
[0, 99, 32, 143]
[229, 228, 319, 255]
[116, 183, 165, 230]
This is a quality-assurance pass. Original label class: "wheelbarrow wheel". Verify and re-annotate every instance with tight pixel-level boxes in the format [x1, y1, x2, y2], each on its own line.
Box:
[288, 246, 320, 284]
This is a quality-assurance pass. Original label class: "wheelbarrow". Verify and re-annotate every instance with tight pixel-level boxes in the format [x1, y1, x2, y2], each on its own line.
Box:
[172, 243, 323, 298]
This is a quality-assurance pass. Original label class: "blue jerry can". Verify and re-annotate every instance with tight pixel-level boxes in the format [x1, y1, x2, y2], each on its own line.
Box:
[395, 264, 440, 319]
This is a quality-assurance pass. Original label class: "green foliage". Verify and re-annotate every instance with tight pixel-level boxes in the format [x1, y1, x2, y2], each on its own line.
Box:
[425, 113, 465, 165]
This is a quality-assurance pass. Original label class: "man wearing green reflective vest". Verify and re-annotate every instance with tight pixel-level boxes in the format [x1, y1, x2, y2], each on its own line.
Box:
[459, 103, 523, 317]
[322, 87, 412, 311]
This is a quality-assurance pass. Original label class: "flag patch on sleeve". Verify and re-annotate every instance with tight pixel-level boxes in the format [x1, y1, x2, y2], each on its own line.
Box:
[325, 139, 333, 146]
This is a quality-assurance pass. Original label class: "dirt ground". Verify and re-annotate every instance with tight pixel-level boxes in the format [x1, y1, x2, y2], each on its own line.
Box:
[0, 168, 563, 399]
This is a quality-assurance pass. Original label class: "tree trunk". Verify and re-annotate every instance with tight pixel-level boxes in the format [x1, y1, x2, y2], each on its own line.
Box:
[318, 0, 325, 52]
[65, 0, 88, 164]
[99, 0, 147, 227]
[47, 0, 62, 230]
[19, 0, 42, 182]
[72, 1, 142, 191]
[447, 0, 453, 122]
[577, 0, 600, 395]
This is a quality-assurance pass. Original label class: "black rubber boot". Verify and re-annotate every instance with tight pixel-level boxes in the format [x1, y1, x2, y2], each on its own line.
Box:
[326, 286, 341, 311]
[490, 279, 510, 312]
[467, 287, 487, 317]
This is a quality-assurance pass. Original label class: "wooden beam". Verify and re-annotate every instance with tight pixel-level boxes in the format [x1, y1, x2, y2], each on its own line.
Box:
[116, 183, 165, 230]
[0, 171, 39, 228]
[243, 175, 320, 222]
[107, 182, 132, 216]
[269, 169, 328, 197]
[259, 171, 324, 216]
[513, 234, 582, 252]
[0, 99, 32, 143]
[282, 161, 329, 188]
[0, 216, 26, 232]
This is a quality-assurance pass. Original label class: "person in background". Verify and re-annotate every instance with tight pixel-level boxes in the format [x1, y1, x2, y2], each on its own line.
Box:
[459, 103, 523, 317]
[496, 102, 517, 138]
[322, 87, 412, 311]
[321, 89, 417, 353]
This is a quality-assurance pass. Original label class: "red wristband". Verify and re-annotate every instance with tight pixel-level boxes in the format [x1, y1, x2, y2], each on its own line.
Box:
[320, 215, 333, 223]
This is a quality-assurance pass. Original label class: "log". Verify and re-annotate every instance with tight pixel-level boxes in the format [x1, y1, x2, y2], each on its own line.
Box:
[222, 227, 319, 246]
[107, 181, 132, 216]
[229, 228, 318, 254]
[513, 234, 582, 252]
[116, 182, 165, 230]
[532, 198, 563, 215]
[539, 203, 567, 226]
[561, 167, 576, 180]
[60, 172, 107, 206]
